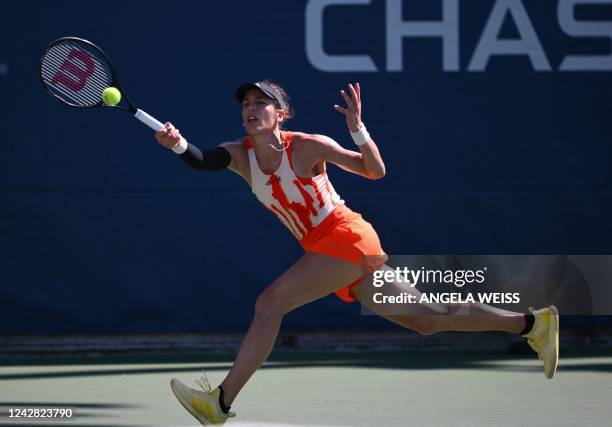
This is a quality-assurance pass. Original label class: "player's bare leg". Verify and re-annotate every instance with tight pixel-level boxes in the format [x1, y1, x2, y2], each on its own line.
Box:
[351, 265, 526, 334]
[220, 253, 363, 405]
[171, 252, 364, 424]
[352, 264, 558, 377]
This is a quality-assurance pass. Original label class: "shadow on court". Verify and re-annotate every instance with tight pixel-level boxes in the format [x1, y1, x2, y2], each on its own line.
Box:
[2, 349, 612, 427]
[0, 425, 148, 427]
[0, 403, 142, 409]
[1, 348, 611, 381]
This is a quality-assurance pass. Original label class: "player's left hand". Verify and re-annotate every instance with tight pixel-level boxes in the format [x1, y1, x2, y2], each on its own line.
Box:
[334, 82, 363, 133]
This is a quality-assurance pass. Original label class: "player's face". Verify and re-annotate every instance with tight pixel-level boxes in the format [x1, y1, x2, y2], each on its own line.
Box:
[241, 89, 282, 135]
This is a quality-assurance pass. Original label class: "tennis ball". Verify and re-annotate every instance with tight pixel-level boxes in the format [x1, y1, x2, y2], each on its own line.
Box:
[102, 87, 121, 106]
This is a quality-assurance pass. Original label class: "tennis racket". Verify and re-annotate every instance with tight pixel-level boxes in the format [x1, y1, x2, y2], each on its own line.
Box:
[39, 36, 166, 131]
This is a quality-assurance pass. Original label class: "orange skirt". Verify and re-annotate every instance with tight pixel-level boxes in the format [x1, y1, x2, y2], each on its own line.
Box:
[299, 204, 387, 303]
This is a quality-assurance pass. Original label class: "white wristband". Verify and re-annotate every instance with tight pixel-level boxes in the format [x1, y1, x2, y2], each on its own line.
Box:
[350, 124, 370, 146]
[171, 137, 188, 154]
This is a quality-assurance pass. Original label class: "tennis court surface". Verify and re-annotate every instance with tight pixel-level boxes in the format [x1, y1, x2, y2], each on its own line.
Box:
[1, 349, 611, 426]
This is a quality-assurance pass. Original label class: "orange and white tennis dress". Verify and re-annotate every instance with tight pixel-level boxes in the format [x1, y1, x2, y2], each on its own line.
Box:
[245, 131, 387, 302]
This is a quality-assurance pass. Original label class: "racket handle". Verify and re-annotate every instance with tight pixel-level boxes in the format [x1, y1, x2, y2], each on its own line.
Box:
[134, 109, 164, 131]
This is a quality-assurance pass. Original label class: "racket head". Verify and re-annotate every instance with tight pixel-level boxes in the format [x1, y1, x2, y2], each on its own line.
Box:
[39, 37, 134, 112]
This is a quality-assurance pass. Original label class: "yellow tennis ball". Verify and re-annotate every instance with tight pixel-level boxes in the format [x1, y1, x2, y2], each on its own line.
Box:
[102, 87, 121, 106]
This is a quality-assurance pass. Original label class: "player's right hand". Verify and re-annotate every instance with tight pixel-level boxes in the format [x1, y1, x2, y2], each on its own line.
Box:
[155, 122, 182, 148]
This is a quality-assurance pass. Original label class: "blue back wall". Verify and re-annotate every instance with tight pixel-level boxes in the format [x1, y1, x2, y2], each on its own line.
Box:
[1, 0, 611, 333]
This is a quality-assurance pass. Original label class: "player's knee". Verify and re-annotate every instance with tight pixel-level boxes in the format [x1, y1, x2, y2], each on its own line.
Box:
[254, 287, 284, 318]
[447, 302, 472, 315]
[402, 316, 441, 336]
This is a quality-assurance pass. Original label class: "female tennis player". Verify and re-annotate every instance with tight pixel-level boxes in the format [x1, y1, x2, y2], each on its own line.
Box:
[156, 81, 559, 425]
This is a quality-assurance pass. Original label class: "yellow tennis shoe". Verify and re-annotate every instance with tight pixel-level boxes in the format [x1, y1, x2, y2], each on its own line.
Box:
[523, 305, 559, 379]
[170, 376, 235, 425]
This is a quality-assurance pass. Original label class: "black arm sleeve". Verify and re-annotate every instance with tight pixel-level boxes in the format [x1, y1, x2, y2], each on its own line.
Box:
[179, 144, 231, 171]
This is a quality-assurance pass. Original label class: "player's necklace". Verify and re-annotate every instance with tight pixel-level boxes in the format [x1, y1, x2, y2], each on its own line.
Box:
[268, 139, 289, 152]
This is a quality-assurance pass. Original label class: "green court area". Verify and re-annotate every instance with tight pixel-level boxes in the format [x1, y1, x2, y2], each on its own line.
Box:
[0, 349, 611, 426]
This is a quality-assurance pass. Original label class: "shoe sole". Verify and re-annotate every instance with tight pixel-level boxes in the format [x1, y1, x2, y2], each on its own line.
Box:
[170, 378, 212, 425]
[546, 305, 559, 379]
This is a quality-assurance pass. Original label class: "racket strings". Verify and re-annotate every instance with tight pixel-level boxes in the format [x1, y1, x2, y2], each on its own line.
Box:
[45, 45, 109, 96]
[41, 40, 113, 107]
